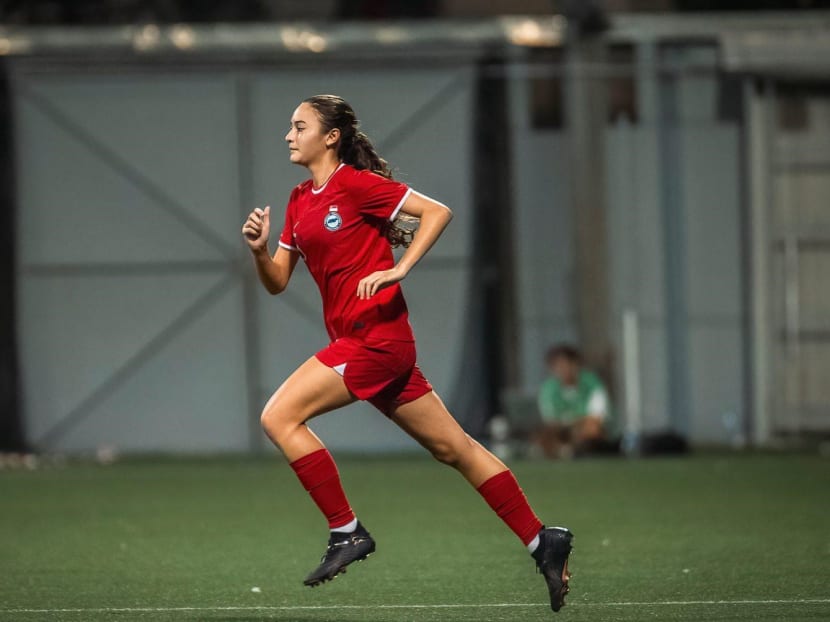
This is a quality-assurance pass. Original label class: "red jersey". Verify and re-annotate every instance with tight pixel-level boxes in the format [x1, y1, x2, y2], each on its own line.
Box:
[278, 163, 414, 342]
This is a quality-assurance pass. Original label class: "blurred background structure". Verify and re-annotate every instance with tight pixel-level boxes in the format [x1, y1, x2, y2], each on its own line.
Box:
[2, 0, 830, 455]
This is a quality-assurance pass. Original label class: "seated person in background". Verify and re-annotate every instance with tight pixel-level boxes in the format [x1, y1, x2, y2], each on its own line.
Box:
[535, 344, 612, 459]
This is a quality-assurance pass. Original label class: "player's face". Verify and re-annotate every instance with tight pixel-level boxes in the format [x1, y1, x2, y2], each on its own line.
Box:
[550, 358, 579, 386]
[285, 103, 332, 167]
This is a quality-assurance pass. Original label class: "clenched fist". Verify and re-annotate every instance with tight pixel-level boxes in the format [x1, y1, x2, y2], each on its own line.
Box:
[242, 205, 271, 252]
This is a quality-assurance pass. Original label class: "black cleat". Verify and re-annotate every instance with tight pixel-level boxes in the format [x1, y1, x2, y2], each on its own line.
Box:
[303, 522, 376, 587]
[532, 526, 573, 613]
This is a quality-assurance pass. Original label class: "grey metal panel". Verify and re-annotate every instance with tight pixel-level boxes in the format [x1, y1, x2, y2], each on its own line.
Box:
[607, 125, 667, 319]
[606, 62, 746, 443]
[682, 122, 747, 437]
[775, 173, 830, 234]
[683, 126, 743, 318]
[54, 282, 249, 452]
[15, 75, 241, 263]
[677, 75, 719, 124]
[14, 62, 477, 453]
[688, 326, 745, 443]
[19, 272, 249, 451]
[512, 130, 576, 393]
[638, 324, 671, 431]
[606, 122, 671, 433]
[14, 71, 248, 452]
[15, 102, 223, 265]
[11, 62, 480, 451]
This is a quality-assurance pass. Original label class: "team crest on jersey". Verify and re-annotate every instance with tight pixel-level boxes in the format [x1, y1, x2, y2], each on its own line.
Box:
[324, 206, 342, 231]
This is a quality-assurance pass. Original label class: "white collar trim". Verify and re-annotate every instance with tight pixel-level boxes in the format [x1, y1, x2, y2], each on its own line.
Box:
[311, 163, 346, 195]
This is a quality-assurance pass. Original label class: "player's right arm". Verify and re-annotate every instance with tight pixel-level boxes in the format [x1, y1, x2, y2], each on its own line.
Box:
[242, 206, 299, 295]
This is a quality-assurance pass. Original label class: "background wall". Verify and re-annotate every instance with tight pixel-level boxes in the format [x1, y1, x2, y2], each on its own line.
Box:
[8, 14, 830, 453]
[13, 64, 474, 453]
[508, 45, 745, 442]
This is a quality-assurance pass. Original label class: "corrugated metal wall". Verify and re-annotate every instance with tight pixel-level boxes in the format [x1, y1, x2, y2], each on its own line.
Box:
[13, 64, 475, 453]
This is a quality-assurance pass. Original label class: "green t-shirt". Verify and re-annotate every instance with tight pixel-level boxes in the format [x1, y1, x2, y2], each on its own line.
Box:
[537, 370, 610, 426]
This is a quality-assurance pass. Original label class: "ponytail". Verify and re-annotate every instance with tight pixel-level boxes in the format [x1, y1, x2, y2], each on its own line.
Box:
[304, 94, 420, 247]
[383, 212, 419, 248]
[341, 131, 393, 179]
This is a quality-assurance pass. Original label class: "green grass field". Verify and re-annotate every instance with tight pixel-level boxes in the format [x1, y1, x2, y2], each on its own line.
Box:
[2, 453, 829, 621]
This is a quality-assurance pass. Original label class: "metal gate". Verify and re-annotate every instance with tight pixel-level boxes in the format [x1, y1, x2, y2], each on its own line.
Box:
[748, 82, 830, 440]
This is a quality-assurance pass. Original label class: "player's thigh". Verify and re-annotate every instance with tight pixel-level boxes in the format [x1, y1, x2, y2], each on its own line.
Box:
[389, 391, 472, 458]
[263, 356, 356, 427]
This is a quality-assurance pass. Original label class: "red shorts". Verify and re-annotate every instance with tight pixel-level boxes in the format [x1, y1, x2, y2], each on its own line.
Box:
[315, 336, 433, 416]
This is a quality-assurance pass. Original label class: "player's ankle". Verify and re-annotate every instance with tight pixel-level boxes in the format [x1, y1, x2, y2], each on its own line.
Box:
[330, 517, 359, 534]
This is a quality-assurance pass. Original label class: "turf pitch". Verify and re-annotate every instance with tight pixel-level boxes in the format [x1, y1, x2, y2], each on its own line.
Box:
[2, 452, 829, 621]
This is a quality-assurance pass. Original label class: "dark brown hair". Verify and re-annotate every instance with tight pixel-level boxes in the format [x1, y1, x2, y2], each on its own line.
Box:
[546, 344, 582, 365]
[303, 94, 417, 248]
[303, 94, 392, 179]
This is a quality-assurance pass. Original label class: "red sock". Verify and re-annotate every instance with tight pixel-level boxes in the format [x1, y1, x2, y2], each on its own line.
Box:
[289, 449, 355, 529]
[477, 470, 543, 546]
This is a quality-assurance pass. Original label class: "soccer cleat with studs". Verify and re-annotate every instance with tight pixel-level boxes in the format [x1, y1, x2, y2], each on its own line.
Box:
[531, 526, 573, 613]
[303, 522, 376, 587]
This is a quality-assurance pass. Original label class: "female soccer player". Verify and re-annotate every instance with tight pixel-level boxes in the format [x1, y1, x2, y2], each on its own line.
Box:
[241, 94, 572, 613]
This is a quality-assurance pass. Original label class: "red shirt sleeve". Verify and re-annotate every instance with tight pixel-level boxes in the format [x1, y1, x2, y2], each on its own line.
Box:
[278, 189, 299, 251]
[350, 169, 411, 221]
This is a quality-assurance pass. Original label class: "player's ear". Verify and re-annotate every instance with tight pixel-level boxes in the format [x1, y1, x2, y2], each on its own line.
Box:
[326, 127, 340, 147]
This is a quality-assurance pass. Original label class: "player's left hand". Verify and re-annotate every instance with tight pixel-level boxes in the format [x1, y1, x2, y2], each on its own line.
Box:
[357, 266, 406, 299]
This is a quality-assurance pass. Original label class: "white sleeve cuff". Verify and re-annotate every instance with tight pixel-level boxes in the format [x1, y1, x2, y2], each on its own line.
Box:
[278, 240, 297, 251]
[389, 187, 412, 221]
[587, 388, 609, 420]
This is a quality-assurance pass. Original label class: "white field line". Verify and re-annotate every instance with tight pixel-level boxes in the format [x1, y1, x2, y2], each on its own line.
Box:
[1, 599, 829, 614]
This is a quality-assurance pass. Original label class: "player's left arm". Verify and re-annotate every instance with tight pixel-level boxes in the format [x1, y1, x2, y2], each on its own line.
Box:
[357, 191, 453, 299]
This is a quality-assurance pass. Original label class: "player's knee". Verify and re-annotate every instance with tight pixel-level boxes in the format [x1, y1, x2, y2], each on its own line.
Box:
[430, 442, 459, 466]
[430, 436, 473, 467]
[260, 407, 278, 438]
[260, 403, 294, 444]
